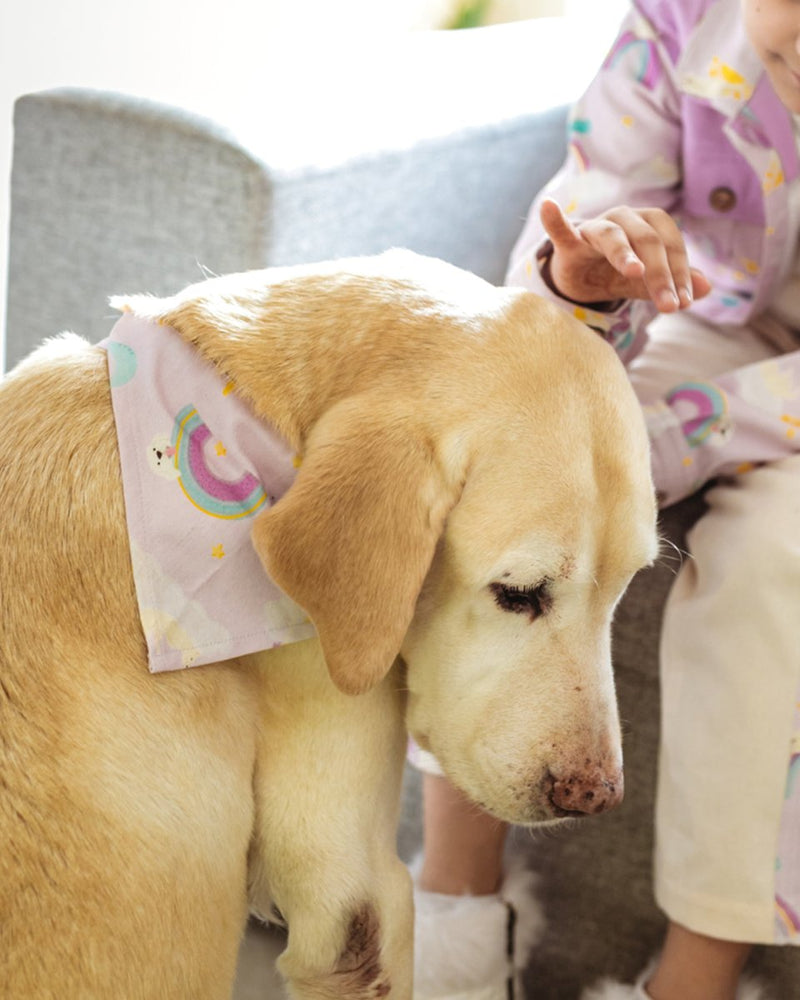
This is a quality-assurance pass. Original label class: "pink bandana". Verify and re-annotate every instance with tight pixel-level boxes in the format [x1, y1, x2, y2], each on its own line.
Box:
[103, 313, 315, 672]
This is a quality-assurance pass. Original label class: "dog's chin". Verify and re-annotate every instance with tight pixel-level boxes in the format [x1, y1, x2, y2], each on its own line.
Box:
[407, 725, 592, 826]
[461, 792, 580, 828]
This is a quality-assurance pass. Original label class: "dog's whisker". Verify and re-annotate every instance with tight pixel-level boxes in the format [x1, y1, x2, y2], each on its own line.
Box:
[619, 717, 634, 739]
[196, 260, 221, 281]
[655, 535, 689, 575]
[515, 818, 575, 844]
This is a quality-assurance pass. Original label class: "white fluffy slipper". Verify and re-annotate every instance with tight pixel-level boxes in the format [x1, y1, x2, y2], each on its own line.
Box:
[411, 858, 545, 1000]
[581, 958, 774, 1000]
[580, 960, 656, 1000]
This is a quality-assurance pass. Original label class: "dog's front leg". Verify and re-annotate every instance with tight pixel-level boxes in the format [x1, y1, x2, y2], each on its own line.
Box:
[249, 639, 412, 1000]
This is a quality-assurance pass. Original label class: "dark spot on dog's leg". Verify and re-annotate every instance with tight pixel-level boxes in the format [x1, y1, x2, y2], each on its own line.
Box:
[288, 902, 393, 1000]
[336, 903, 391, 999]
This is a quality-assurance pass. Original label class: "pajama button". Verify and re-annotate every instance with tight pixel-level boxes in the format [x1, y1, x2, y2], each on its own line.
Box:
[709, 186, 737, 212]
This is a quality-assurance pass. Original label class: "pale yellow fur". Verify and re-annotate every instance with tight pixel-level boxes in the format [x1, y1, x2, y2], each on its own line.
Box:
[0, 250, 657, 999]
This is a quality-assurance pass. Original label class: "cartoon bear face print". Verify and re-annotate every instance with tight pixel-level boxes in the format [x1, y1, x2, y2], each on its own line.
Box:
[147, 433, 181, 480]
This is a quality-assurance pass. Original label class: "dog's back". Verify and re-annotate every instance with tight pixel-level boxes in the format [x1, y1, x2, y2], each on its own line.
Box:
[0, 336, 260, 998]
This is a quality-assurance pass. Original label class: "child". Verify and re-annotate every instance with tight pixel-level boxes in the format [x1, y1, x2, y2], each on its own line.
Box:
[413, 0, 800, 998]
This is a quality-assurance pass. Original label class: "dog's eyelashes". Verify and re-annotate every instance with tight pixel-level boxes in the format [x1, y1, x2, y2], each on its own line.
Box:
[490, 581, 552, 621]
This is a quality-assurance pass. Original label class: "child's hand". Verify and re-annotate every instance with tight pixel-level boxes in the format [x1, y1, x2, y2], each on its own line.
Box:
[540, 199, 711, 313]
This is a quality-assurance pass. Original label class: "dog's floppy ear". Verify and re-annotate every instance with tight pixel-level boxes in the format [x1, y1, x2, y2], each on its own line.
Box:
[251, 395, 464, 695]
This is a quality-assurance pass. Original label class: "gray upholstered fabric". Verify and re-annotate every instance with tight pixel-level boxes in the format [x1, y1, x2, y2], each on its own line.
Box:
[6, 91, 567, 368]
[7, 19, 799, 998]
[7, 91, 270, 364]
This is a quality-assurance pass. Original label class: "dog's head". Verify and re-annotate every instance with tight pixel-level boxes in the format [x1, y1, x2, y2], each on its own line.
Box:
[136, 250, 658, 824]
[398, 336, 658, 822]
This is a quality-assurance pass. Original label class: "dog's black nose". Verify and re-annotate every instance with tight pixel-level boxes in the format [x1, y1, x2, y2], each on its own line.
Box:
[546, 769, 624, 817]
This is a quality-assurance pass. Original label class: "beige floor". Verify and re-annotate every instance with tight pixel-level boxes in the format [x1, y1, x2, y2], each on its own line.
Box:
[233, 921, 288, 1000]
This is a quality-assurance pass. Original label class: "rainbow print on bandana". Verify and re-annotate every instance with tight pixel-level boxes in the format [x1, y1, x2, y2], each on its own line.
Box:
[171, 404, 267, 519]
[603, 30, 662, 91]
[665, 381, 729, 448]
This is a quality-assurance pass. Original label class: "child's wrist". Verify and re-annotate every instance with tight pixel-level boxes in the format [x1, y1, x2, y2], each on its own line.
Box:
[536, 241, 625, 313]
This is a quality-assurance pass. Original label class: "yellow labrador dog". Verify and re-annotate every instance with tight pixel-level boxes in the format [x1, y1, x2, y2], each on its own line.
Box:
[0, 250, 657, 1000]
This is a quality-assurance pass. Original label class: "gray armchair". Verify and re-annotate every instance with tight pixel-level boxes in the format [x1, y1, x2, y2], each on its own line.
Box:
[6, 18, 798, 999]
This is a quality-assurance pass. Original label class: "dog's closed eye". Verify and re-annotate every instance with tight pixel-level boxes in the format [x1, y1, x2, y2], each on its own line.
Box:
[490, 581, 552, 621]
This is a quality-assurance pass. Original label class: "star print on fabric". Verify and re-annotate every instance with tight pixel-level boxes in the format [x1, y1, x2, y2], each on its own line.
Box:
[782, 415, 800, 440]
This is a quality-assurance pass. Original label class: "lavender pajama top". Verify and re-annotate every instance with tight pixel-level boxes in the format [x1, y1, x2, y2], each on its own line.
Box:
[506, 0, 800, 942]
[507, 0, 800, 509]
